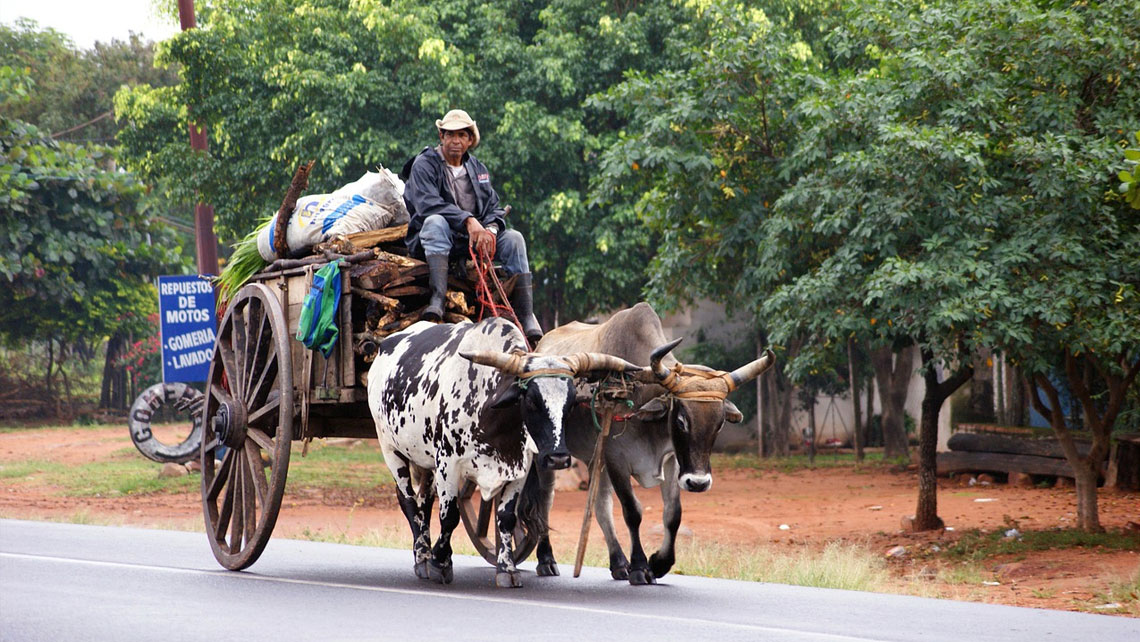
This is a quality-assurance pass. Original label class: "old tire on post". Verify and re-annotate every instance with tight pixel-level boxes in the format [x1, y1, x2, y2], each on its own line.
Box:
[458, 480, 538, 566]
[128, 382, 203, 464]
[201, 283, 294, 571]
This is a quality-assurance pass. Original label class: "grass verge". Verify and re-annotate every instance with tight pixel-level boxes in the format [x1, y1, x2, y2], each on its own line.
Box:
[945, 528, 1140, 562]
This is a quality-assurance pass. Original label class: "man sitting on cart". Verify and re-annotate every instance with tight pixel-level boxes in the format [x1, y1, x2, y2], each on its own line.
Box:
[401, 108, 543, 343]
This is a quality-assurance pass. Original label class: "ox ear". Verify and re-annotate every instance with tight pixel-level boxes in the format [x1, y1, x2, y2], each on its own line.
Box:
[634, 397, 670, 421]
[724, 400, 744, 424]
[488, 381, 523, 408]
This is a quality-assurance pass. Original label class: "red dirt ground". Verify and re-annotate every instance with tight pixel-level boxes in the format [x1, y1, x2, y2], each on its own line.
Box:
[1, 424, 1137, 616]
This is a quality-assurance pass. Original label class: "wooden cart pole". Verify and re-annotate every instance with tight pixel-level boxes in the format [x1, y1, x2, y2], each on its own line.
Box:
[574, 403, 615, 578]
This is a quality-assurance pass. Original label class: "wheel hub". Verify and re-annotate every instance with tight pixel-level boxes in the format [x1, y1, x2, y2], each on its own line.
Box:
[213, 400, 248, 450]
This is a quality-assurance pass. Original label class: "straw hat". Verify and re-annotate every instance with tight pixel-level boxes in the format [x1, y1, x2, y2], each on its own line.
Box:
[436, 109, 480, 148]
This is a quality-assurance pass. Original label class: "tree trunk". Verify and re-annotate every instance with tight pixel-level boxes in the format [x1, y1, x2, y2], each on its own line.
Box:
[1073, 462, 1101, 531]
[100, 335, 123, 409]
[1008, 364, 1026, 427]
[872, 344, 914, 460]
[764, 371, 792, 457]
[807, 398, 817, 466]
[912, 347, 974, 531]
[848, 337, 864, 462]
[45, 338, 56, 397]
[1026, 350, 1140, 533]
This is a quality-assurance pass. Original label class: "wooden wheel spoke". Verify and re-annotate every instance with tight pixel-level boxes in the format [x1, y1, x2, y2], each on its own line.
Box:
[244, 441, 270, 509]
[475, 497, 494, 540]
[214, 452, 237, 541]
[246, 427, 276, 462]
[208, 385, 233, 408]
[243, 300, 267, 400]
[232, 311, 249, 398]
[207, 448, 234, 502]
[217, 342, 243, 402]
[241, 444, 260, 544]
[247, 393, 281, 429]
[247, 350, 278, 409]
[228, 457, 245, 553]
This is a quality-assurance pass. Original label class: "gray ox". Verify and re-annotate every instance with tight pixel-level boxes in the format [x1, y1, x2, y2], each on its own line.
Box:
[368, 317, 639, 588]
[534, 303, 774, 584]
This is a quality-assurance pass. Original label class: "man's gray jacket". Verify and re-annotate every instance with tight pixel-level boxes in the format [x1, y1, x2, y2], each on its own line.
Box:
[401, 146, 507, 257]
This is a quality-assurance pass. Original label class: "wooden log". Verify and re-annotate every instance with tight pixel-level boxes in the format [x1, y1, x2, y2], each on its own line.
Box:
[368, 309, 400, 331]
[350, 287, 400, 311]
[384, 284, 430, 297]
[1106, 432, 1140, 490]
[937, 451, 1077, 478]
[444, 312, 469, 324]
[274, 160, 316, 257]
[264, 248, 376, 272]
[345, 225, 408, 248]
[445, 290, 472, 316]
[947, 432, 1091, 459]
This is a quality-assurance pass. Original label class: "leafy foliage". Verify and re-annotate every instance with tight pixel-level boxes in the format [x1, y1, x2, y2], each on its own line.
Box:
[1121, 130, 1140, 210]
[0, 67, 187, 349]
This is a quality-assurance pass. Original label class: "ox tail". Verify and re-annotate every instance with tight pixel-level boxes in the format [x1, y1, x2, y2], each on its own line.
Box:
[516, 462, 550, 540]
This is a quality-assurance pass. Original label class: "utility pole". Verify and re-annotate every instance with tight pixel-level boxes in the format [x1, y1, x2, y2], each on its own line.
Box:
[177, 0, 220, 276]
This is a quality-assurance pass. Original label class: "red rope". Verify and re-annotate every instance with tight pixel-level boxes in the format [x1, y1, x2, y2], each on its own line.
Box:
[469, 241, 531, 350]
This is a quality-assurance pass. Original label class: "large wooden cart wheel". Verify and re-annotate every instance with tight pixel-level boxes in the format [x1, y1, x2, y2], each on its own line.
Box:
[201, 283, 294, 570]
[458, 480, 538, 566]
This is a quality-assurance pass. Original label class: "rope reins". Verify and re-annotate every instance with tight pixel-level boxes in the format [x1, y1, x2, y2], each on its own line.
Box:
[468, 242, 531, 350]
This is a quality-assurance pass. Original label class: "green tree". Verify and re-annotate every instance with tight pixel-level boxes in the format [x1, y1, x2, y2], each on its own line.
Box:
[0, 67, 187, 411]
[588, 1, 838, 455]
[766, 0, 1140, 531]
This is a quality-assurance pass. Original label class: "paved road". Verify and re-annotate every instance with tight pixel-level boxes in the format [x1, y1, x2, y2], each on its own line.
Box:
[1, 519, 1136, 641]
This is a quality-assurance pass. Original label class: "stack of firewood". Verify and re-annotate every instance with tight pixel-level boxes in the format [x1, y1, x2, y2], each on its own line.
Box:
[311, 224, 510, 362]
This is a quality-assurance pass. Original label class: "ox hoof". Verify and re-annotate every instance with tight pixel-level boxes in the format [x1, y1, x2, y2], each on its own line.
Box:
[536, 562, 560, 577]
[495, 571, 523, 588]
[649, 552, 674, 579]
[428, 560, 454, 584]
[628, 568, 657, 586]
[610, 565, 629, 581]
[414, 561, 430, 580]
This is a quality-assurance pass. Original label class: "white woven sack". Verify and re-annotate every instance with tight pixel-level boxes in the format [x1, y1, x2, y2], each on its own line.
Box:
[256, 192, 409, 261]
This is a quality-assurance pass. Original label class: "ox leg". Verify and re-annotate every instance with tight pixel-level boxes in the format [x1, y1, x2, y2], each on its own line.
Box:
[411, 468, 437, 579]
[608, 468, 655, 585]
[535, 468, 559, 577]
[594, 473, 630, 580]
[428, 480, 460, 584]
[383, 451, 433, 580]
[649, 457, 682, 579]
[494, 479, 526, 588]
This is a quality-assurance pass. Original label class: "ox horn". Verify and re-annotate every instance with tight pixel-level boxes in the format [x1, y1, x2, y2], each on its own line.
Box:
[648, 337, 684, 381]
[725, 348, 776, 392]
[460, 350, 527, 375]
[563, 352, 642, 375]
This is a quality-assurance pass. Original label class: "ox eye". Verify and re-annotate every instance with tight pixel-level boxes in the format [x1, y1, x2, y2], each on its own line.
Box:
[676, 414, 690, 433]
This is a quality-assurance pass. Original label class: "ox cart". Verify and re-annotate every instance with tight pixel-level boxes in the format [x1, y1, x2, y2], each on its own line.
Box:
[199, 228, 535, 570]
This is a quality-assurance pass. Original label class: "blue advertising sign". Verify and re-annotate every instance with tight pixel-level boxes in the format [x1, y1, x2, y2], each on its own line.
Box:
[157, 275, 217, 383]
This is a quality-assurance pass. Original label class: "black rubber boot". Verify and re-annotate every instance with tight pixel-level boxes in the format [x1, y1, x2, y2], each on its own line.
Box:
[510, 272, 544, 343]
[423, 254, 449, 321]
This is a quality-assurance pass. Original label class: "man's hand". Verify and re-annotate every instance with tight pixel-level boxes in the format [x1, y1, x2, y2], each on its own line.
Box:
[465, 217, 496, 260]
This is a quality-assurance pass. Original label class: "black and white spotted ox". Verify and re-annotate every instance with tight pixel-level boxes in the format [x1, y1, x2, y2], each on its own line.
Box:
[534, 302, 775, 584]
[367, 317, 640, 588]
